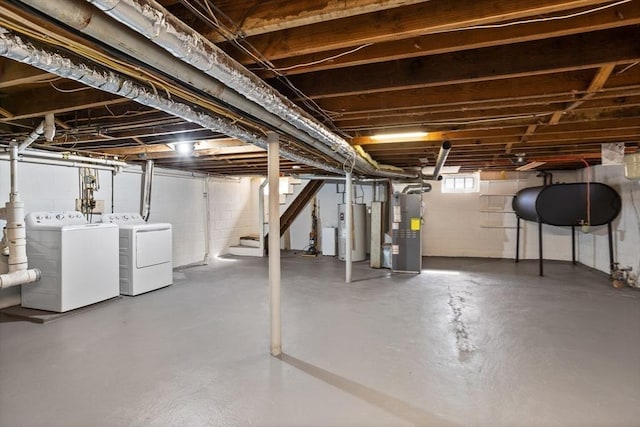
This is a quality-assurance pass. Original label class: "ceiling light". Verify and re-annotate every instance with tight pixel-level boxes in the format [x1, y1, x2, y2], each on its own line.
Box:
[371, 131, 429, 141]
[169, 141, 196, 155]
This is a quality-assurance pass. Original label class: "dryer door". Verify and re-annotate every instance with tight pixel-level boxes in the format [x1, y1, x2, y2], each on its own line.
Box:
[136, 227, 172, 268]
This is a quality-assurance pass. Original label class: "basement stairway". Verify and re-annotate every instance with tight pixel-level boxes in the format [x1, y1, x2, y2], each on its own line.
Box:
[228, 178, 325, 257]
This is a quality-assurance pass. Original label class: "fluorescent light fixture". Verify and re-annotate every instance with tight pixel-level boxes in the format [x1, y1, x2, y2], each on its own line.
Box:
[371, 131, 428, 141]
[292, 165, 301, 169]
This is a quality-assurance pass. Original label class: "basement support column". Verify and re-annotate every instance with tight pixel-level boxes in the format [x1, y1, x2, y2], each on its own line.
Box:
[267, 132, 282, 356]
[345, 172, 353, 283]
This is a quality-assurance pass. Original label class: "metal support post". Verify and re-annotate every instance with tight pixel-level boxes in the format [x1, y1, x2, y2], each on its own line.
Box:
[267, 132, 281, 356]
[515, 216, 520, 263]
[571, 226, 576, 265]
[345, 172, 353, 283]
[538, 221, 544, 277]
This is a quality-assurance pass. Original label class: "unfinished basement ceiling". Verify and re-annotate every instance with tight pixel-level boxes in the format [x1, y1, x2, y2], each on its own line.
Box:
[0, 0, 639, 176]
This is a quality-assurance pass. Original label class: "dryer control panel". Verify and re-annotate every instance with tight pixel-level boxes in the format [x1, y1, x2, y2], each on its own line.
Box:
[102, 213, 146, 225]
[25, 211, 87, 227]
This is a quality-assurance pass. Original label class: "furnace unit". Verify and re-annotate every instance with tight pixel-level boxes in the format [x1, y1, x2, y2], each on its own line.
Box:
[391, 193, 422, 273]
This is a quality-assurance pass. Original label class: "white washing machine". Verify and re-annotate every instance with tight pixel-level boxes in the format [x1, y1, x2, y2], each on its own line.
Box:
[101, 213, 172, 296]
[23, 211, 119, 312]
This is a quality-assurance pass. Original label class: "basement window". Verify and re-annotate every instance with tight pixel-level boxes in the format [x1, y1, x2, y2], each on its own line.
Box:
[441, 173, 479, 193]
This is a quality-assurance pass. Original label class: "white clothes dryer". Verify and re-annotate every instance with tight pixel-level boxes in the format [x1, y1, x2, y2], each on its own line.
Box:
[101, 213, 172, 296]
[23, 211, 119, 312]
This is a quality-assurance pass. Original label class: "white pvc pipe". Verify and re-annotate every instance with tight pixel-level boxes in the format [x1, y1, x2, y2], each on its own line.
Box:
[9, 144, 18, 196]
[268, 132, 282, 356]
[18, 120, 44, 152]
[18, 149, 128, 167]
[345, 172, 353, 284]
[202, 177, 211, 265]
[0, 154, 118, 172]
[0, 268, 41, 289]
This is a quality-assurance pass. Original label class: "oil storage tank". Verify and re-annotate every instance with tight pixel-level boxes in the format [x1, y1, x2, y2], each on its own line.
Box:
[512, 183, 621, 226]
[512, 182, 621, 276]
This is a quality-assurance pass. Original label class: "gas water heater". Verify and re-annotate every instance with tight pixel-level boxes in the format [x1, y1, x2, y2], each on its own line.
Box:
[338, 203, 367, 262]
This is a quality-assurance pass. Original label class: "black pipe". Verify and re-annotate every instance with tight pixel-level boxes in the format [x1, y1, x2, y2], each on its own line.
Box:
[538, 221, 544, 277]
[571, 226, 576, 265]
[515, 216, 520, 263]
[608, 222, 615, 271]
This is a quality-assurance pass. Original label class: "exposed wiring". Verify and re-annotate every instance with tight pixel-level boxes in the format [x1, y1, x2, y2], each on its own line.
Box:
[342, 151, 356, 174]
[0, 10, 255, 132]
[271, 43, 374, 72]
[177, 0, 346, 136]
[449, 0, 632, 32]
[616, 61, 639, 75]
[49, 81, 92, 93]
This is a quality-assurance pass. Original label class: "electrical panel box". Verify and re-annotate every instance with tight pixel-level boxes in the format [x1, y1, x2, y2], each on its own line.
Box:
[391, 193, 422, 273]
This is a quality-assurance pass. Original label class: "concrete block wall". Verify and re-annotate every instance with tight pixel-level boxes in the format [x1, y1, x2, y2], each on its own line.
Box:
[209, 177, 256, 257]
[0, 160, 255, 308]
[421, 172, 578, 259]
[0, 162, 113, 308]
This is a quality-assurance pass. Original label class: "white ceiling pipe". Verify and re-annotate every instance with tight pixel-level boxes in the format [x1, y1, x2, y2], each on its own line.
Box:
[17, 120, 44, 152]
[86, 0, 419, 179]
[43, 113, 56, 142]
[0, 28, 342, 174]
[13, 148, 128, 167]
[16, 0, 358, 173]
[0, 154, 119, 171]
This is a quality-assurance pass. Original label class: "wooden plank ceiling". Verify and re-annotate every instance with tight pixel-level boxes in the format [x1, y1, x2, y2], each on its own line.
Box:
[1, 0, 639, 176]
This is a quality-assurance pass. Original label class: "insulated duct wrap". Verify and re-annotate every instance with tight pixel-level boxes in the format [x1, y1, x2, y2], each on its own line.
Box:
[0, 28, 342, 174]
[87, 0, 354, 157]
[86, 0, 418, 179]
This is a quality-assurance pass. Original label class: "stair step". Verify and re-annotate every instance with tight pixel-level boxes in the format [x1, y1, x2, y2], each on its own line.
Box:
[228, 245, 263, 257]
[239, 237, 260, 248]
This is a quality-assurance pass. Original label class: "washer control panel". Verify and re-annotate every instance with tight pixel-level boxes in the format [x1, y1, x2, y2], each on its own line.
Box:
[102, 213, 146, 225]
[25, 211, 88, 227]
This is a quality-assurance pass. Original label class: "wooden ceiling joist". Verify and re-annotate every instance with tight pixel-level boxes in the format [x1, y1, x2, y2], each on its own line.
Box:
[262, 1, 640, 75]
[231, 0, 619, 61]
[281, 26, 640, 99]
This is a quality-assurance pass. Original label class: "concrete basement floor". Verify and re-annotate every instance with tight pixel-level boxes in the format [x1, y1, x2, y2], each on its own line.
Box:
[1, 254, 639, 427]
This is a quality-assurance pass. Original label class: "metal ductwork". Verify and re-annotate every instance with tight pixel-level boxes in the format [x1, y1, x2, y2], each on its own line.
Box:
[0, 28, 342, 174]
[402, 182, 433, 194]
[140, 160, 154, 221]
[423, 141, 452, 181]
[17, 0, 418, 179]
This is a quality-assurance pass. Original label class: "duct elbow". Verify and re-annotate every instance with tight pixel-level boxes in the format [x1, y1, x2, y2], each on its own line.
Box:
[0, 268, 41, 289]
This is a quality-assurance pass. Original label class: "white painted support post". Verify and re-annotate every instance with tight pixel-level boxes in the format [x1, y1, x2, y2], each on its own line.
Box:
[345, 172, 353, 283]
[267, 132, 282, 356]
